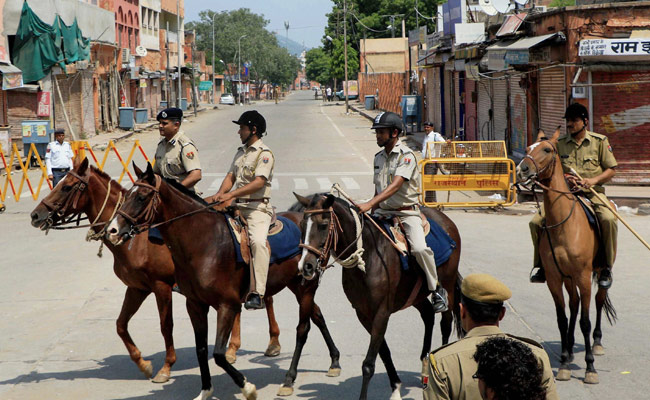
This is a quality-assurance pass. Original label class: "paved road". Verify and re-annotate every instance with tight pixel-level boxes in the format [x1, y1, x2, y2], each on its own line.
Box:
[1, 91, 650, 399]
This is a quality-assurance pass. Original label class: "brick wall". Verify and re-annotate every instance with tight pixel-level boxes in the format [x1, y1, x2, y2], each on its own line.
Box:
[6, 91, 39, 140]
[359, 72, 406, 114]
[592, 71, 650, 185]
[54, 73, 84, 138]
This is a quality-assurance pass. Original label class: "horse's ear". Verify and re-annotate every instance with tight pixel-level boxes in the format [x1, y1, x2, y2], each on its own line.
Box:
[77, 157, 89, 175]
[322, 194, 336, 209]
[293, 192, 310, 207]
[144, 163, 156, 184]
[73, 153, 83, 168]
[550, 125, 561, 142]
[133, 162, 144, 178]
[536, 129, 546, 142]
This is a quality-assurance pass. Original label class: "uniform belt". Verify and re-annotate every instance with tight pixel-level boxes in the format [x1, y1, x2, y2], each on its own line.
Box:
[236, 198, 268, 204]
[52, 168, 70, 172]
[385, 205, 417, 212]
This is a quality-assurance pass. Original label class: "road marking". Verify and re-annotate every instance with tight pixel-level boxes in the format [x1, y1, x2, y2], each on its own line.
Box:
[341, 177, 360, 190]
[294, 178, 308, 190]
[319, 105, 371, 167]
[316, 177, 332, 191]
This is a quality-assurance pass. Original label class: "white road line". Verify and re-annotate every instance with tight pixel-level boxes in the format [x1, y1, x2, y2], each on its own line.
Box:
[316, 177, 332, 191]
[341, 177, 360, 190]
[208, 178, 222, 190]
[319, 104, 371, 167]
[271, 180, 279, 190]
[294, 178, 308, 190]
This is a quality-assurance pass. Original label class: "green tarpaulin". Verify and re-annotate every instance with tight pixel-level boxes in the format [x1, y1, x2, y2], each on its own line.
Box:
[12, 1, 90, 83]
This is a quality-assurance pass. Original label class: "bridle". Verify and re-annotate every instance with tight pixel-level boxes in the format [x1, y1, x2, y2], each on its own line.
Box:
[116, 175, 162, 238]
[40, 170, 91, 231]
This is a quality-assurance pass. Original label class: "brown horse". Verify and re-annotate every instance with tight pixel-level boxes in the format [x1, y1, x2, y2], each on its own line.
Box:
[29, 157, 286, 382]
[517, 129, 616, 384]
[105, 163, 341, 400]
[294, 192, 462, 400]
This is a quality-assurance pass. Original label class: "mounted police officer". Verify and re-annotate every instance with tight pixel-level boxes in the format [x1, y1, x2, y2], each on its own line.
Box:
[208, 110, 274, 310]
[153, 108, 202, 192]
[424, 273, 559, 400]
[46, 129, 74, 187]
[357, 111, 448, 313]
[529, 103, 618, 289]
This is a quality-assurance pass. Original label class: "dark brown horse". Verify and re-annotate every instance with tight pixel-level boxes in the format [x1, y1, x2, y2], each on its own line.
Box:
[29, 157, 287, 383]
[294, 192, 462, 400]
[105, 163, 341, 399]
[518, 129, 616, 384]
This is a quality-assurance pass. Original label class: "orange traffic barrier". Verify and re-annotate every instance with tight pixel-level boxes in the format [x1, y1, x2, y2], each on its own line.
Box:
[71, 140, 153, 184]
[0, 142, 52, 202]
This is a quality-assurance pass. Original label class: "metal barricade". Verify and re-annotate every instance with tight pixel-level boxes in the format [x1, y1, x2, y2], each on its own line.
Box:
[420, 141, 516, 208]
[0, 142, 51, 202]
[72, 140, 153, 184]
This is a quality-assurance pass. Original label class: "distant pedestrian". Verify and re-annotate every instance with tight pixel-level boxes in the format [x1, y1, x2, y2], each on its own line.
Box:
[45, 129, 74, 187]
[326, 87, 332, 102]
[421, 121, 448, 159]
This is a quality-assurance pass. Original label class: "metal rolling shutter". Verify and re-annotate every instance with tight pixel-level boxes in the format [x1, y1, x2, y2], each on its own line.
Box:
[492, 73, 508, 141]
[433, 68, 443, 132]
[464, 79, 477, 140]
[538, 66, 566, 136]
[425, 68, 436, 124]
[509, 76, 527, 158]
[477, 77, 491, 140]
[0, 90, 6, 126]
[454, 71, 461, 136]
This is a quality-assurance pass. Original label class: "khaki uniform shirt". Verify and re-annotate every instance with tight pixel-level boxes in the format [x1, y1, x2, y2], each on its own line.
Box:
[373, 139, 419, 210]
[557, 130, 617, 194]
[153, 131, 201, 191]
[424, 325, 559, 400]
[228, 139, 274, 206]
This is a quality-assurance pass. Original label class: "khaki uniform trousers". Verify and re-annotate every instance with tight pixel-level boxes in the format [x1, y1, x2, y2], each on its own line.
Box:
[375, 208, 439, 290]
[239, 203, 272, 297]
[530, 192, 618, 268]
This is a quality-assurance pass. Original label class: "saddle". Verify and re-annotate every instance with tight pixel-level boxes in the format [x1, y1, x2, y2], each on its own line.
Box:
[387, 213, 431, 255]
[226, 207, 281, 265]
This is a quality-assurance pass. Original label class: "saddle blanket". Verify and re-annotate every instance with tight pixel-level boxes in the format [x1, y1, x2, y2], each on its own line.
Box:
[225, 215, 302, 265]
[577, 197, 598, 228]
[376, 215, 457, 271]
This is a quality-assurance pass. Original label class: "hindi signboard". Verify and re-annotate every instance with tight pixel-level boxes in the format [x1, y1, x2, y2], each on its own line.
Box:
[579, 39, 650, 61]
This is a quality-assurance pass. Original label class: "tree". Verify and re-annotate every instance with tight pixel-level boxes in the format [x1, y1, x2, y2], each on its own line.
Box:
[330, 38, 359, 81]
[548, 0, 576, 6]
[305, 47, 331, 85]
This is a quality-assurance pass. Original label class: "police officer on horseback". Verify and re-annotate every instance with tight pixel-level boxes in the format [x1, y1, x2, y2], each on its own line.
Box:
[529, 103, 618, 289]
[208, 110, 274, 310]
[357, 111, 448, 312]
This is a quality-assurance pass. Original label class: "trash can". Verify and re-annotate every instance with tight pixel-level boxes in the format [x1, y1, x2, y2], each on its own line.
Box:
[180, 98, 188, 111]
[364, 95, 375, 110]
[160, 100, 168, 109]
[135, 108, 148, 124]
[119, 107, 135, 130]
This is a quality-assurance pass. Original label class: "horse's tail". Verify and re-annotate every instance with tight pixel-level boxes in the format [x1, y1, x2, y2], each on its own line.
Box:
[453, 272, 464, 339]
[604, 292, 617, 325]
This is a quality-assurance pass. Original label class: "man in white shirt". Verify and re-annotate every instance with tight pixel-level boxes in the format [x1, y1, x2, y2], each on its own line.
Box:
[45, 129, 74, 187]
[421, 121, 447, 159]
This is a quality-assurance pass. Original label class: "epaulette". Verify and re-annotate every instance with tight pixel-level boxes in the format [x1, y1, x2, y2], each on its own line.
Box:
[374, 149, 384, 157]
[430, 340, 457, 355]
[588, 131, 607, 140]
[505, 333, 544, 349]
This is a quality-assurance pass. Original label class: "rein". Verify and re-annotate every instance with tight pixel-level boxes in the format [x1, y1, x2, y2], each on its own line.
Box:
[40, 170, 99, 233]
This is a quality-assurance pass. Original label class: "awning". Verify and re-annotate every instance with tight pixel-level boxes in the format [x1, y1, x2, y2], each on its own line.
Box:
[487, 33, 565, 67]
[496, 13, 527, 38]
[507, 32, 565, 51]
[0, 64, 22, 74]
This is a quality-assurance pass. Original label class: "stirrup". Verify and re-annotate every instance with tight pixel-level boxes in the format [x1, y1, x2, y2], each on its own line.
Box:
[431, 287, 449, 313]
[598, 268, 612, 290]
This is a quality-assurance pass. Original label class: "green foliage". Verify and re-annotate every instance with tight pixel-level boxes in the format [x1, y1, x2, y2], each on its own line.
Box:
[548, 0, 576, 6]
[305, 47, 331, 85]
[330, 38, 359, 81]
[186, 8, 299, 86]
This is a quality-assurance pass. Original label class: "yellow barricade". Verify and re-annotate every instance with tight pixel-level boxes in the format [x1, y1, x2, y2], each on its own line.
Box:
[72, 140, 154, 184]
[0, 142, 51, 202]
[420, 141, 516, 208]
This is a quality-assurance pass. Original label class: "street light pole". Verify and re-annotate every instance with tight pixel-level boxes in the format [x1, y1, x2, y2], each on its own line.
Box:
[177, 0, 182, 109]
[211, 14, 215, 104]
[238, 34, 247, 106]
[343, 0, 349, 114]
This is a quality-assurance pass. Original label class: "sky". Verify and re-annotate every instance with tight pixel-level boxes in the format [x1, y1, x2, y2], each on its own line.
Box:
[184, 0, 334, 49]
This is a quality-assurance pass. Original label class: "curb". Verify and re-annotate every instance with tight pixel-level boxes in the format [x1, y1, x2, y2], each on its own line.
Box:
[348, 103, 375, 121]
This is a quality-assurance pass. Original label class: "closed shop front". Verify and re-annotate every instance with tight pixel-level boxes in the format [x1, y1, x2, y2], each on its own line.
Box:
[477, 77, 491, 140]
[424, 68, 436, 125]
[443, 64, 454, 137]
[492, 73, 508, 141]
[509, 75, 528, 158]
[538, 66, 566, 137]
[464, 78, 477, 140]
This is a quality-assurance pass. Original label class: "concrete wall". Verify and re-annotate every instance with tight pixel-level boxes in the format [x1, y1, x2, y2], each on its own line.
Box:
[2, 0, 116, 44]
[141, 0, 161, 50]
[360, 38, 408, 73]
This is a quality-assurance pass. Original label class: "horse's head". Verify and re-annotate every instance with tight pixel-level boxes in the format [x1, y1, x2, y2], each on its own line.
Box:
[294, 192, 340, 280]
[30, 155, 91, 230]
[517, 127, 561, 183]
[106, 162, 160, 245]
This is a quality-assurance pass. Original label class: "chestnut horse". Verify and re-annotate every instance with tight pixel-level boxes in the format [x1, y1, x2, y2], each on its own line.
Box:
[29, 157, 288, 382]
[517, 129, 616, 384]
[294, 193, 462, 400]
[106, 163, 341, 400]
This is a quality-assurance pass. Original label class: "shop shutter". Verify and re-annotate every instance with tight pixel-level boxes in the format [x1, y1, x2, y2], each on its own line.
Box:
[538, 66, 566, 136]
[509, 75, 528, 157]
[0, 90, 6, 126]
[444, 66, 454, 137]
[477, 77, 491, 140]
[425, 68, 436, 124]
[433, 68, 443, 132]
[464, 79, 477, 140]
[55, 73, 83, 136]
[492, 73, 508, 141]
[454, 71, 461, 136]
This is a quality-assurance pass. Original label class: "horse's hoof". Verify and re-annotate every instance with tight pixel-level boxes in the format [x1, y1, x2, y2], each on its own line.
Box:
[585, 371, 599, 384]
[264, 343, 281, 357]
[277, 385, 294, 396]
[151, 370, 170, 383]
[139, 360, 153, 379]
[226, 352, 237, 364]
[556, 368, 571, 381]
[192, 388, 213, 400]
[389, 383, 402, 400]
[593, 344, 605, 356]
[327, 367, 341, 377]
[242, 380, 257, 400]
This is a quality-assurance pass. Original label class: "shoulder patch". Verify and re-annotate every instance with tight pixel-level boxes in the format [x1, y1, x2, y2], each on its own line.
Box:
[506, 334, 544, 349]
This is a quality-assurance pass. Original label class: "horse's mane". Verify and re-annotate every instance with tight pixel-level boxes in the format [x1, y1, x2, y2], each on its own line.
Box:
[161, 176, 211, 207]
[90, 165, 126, 192]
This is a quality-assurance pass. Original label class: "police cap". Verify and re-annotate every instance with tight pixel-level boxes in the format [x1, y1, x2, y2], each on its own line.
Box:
[157, 107, 183, 121]
[233, 110, 266, 134]
[461, 273, 512, 304]
[563, 103, 589, 120]
[371, 111, 403, 132]
[424, 121, 434, 128]
[54, 129, 65, 135]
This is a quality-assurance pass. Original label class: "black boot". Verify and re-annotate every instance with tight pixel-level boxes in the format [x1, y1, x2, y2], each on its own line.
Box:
[530, 266, 546, 283]
[244, 292, 265, 310]
[431, 287, 449, 313]
[598, 268, 613, 289]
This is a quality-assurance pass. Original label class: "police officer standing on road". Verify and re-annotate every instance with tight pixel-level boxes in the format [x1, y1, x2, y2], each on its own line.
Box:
[357, 111, 448, 313]
[207, 110, 274, 310]
[424, 273, 559, 400]
[46, 129, 74, 187]
[153, 108, 202, 191]
[529, 103, 618, 289]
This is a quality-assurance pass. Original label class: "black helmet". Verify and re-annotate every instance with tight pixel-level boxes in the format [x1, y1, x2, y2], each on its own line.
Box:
[371, 111, 403, 132]
[233, 110, 266, 135]
[563, 103, 589, 120]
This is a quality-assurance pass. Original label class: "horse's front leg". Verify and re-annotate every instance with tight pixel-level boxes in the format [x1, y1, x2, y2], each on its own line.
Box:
[264, 295, 282, 357]
[116, 287, 153, 379]
[277, 292, 314, 396]
[186, 299, 212, 400]
[310, 301, 341, 376]
[566, 282, 580, 364]
[226, 312, 241, 364]
[548, 278, 571, 381]
[356, 309, 394, 400]
[151, 281, 176, 383]
[414, 299, 435, 378]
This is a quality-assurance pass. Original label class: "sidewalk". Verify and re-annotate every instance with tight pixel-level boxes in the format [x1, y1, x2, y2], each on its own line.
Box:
[348, 101, 650, 213]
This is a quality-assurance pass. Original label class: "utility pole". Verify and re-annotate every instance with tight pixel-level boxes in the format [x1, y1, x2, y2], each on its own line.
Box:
[176, 0, 182, 109]
[190, 30, 198, 117]
[166, 21, 171, 106]
[390, 15, 396, 38]
[238, 35, 247, 106]
[343, 0, 349, 114]
[211, 13, 215, 104]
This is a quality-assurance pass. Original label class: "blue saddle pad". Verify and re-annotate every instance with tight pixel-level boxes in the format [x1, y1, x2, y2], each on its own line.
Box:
[577, 198, 598, 228]
[376, 215, 457, 271]
[226, 215, 302, 265]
